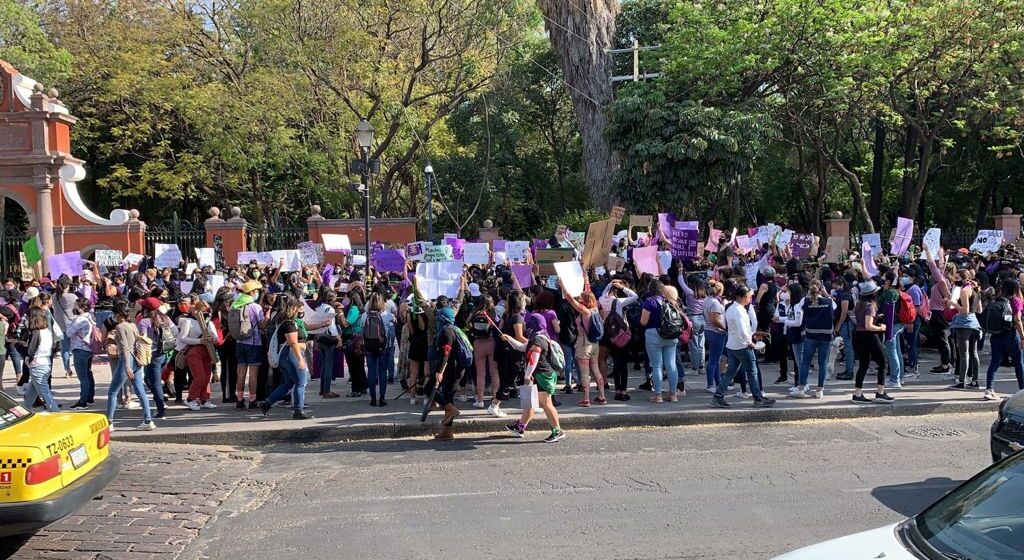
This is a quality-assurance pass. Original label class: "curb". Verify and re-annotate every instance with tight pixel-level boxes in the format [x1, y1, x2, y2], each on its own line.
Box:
[113, 399, 1000, 447]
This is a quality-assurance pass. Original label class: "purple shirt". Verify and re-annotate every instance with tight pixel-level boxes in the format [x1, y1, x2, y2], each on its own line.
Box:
[238, 303, 264, 346]
[540, 309, 558, 339]
[642, 296, 662, 328]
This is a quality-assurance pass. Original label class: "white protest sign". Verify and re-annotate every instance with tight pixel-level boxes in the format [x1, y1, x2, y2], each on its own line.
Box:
[862, 233, 882, 256]
[271, 250, 302, 271]
[970, 230, 1004, 253]
[154, 244, 181, 268]
[95, 250, 123, 267]
[208, 274, 225, 292]
[180, 280, 194, 294]
[777, 229, 794, 248]
[352, 254, 367, 266]
[504, 241, 530, 262]
[195, 248, 215, 268]
[553, 260, 585, 298]
[237, 251, 258, 264]
[255, 252, 274, 266]
[492, 251, 507, 266]
[657, 251, 673, 274]
[297, 242, 319, 266]
[185, 263, 198, 275]
[322, 234, 352, 253]
[922, 228, 941, 256]
[462, 242, 490, 266]
[124, 253, 145, 266]
[415, 261, 463, 300]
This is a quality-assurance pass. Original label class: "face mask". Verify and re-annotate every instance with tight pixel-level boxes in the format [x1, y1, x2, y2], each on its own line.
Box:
[178, 303, 192, 313]
[780, 292, 790, 302]
[955, 280, 965, 287]
[900, 276, 911, 287]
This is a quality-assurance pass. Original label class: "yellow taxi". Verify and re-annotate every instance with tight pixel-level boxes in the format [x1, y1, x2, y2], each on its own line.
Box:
[0, 389, 120, 536]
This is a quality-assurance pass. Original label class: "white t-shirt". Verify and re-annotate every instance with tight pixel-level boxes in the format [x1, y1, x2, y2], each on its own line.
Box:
[726, 302, 754, 351]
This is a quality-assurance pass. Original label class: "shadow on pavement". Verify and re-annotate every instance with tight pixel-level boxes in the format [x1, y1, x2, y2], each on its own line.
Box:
[870, 477, 963, 517]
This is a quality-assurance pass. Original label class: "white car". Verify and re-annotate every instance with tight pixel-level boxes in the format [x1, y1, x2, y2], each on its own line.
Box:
[773, 451, 1024, 559]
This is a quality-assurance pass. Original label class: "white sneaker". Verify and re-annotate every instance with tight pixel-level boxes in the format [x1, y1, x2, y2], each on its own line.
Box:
[486, 404, 507, 418]
[108, 425, 116, 433]
[15, 384, 26, 396]
[735, 391, 751, 400]
[458, 395, 469, 402]
[185, 400, 201, 411]
[705, 386, 716, 394]
[472, 400, 487, 409]
[533, 407, 544, 413]
[409, 397, 418, 406]
[136, 421, 156, 431]
[814, 389, 824, 399]
[127, 400, 141, 410]
[200, 402, 217, 409]
[983, 390, 1000, 401]
[884, 381, 902, 389]
[787, 386, 802, 396]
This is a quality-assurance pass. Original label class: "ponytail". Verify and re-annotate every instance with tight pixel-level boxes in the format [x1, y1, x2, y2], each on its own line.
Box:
[807, 280, 822, 300]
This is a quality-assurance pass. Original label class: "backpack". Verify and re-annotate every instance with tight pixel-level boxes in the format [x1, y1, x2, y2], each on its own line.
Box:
[227, 304, 254, 340]
[585, 310, 604, 343]
[267, 323, 284, 368]
[134, 329, 153, 367]
[556, 301, 578, 346]
[88, 320, 106, 355]
[658, 298, 685, 340]
[896, 291, 917, 325]
[447, 326, 474, 368]
[604, 302, 632, 348]
[982, 297, 1014, 335]
[678, 313, 694, 346]
[363, 311, 386, 354]
[470, 311, 491, 339]
[537, 333, 565, 371]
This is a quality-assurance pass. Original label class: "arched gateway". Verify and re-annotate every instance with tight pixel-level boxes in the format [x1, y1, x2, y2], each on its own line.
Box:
[0, 59, 145, 275]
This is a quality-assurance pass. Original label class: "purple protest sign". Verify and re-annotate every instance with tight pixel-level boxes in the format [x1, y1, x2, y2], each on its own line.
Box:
[372, 249, 406, 273]
[444, 237, 465, 260]
[322, 263, 335, 286]
[492, 239, 506, 252]
[47, 251, 82, 278]
[657, 213, 676, 242]
[790, 234, 815, 258]
[670, 222, 699, 261]
[891, 217, 913, 256]
[510, 264, 533, 288]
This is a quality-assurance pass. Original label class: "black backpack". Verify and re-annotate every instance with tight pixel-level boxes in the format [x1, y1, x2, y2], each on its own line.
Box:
[363, 311, 387, 353]
[657, 298, 685, 340]
[470, 311, 491, 339]
[982, 297, 1014, 335]
[556, 300, 578, 346]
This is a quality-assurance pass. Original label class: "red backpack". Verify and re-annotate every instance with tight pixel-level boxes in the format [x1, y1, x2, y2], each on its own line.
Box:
[897, 291, 917, 325]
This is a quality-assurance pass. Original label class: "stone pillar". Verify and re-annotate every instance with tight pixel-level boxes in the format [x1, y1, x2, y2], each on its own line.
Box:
[306, 204, 325, 243]
[36, 183, 56, 274]
[824, 212, 852, 251]
[204, 207, 247, 267]
[994, 207, 1023, 243]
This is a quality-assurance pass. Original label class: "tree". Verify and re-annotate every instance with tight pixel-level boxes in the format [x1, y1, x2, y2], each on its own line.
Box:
[0, 0, 71, 84]
[538, 0, 618, 209]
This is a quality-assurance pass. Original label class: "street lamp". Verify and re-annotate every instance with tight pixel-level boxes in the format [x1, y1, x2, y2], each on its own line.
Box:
[352, 119, 375, 287]
[424, 162, 435, 243]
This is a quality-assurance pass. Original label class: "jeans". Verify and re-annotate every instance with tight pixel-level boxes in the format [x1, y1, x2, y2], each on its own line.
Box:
[884, 323, 905, 384]
[838, 321, 855, 376]
[789, 341, 804, 383]
[266, 347, 309, 411]
[645, 329, 679, 395]
[800, 338, 832, 388]
[60, 333, 72, 375]
[24, 360, 58, 411]
[317, 342, 336, 395]
[705, 330, 727, 388]
[366, 345, 394, 401]
[985, 332, 1024, 391]
[954, 328, 980, 384]
[903, 316, 921, 369]
[144, 353, 167, 414]
[106, 352, 152, 423]
[72, 348, 95, 405]
[687, 314, 706, 373]
[560, 342, 576, 386]
[715, 347, 763, 399]
[9, 344, 24, 384]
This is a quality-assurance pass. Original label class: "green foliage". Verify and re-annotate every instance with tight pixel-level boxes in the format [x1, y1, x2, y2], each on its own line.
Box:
[534, 208, 612, 240]
[0, 0, 71, 84]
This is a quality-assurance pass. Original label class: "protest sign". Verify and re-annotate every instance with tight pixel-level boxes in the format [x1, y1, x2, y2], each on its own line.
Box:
[790, 234, 815, 258]
[271, 250, 301, 271]
[208, 274, 225, 292]
[706, 227, 723, 253]
[734, 235, 756, 254]
[462, 243, 490, 266]
[424, 244, 454, 262]
[891, 217, 914, 256]
[19, 252, 34, 280]
[536, 248, 575, 276]
[322, 234, 352, 253]
[195, 248, 215, 268]
[922, 228, 941, 256]
[492, 252, 506, 266]
[633, 246, 660, 276]
[237, 251, 258, 264]
[745, 253, 769, 290]
[777, 229, 795, 248]
[657, 213, 676, 243]
[302, 299, 334, 327]
[861, 241, 880, 277]
[124, 253, 145, 266]
[373, 249, 406, 273]
[405, 242, 427, 262]
[553, 260, 585, 298]
[213, 234, 226, 270]
[352, 254, 367, 266]
[824, 236, 846, 263]
[297, 242, 320, 266]
[610, 205, 626, 223]
[478, 227, 500, 242]
[255, 252, 274, 266]
[48, 251, 82, 278]
[505, 241, 530, 263]
[95, 250, 123, 267]
[185, 263, 197, 276]
[658, 251, 673, 274]
[492, 239, 507, 252]
[568, 231, 586, 250]
[607, 255, 626, 272]
[628, 215, 653, 242]
[154, 244, 181, 268]
[510, 264, 533, 288]
[445, 237, 465, 260]
[582, 220, 615, 269]
[861, 233, 882, 256]
[670, 222, 699, 261]
[970, 230, 1004, 253]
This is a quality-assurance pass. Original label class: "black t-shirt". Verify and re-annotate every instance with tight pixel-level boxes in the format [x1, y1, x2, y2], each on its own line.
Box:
[276, 319, 298, 346]
[529, 334, 555, 374]
[501, 313, 524, 351]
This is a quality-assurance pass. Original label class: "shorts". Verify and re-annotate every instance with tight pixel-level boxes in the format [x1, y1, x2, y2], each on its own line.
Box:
[235, 343, 263, 365]
[533, 371, 558, 395]
[575, 339, 595, 361]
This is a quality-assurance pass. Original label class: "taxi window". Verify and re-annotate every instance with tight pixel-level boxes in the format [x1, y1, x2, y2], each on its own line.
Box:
[0, 391, 32, 430]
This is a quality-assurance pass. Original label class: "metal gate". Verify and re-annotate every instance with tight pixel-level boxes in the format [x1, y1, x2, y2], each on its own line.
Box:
[0, 226, 28, 280]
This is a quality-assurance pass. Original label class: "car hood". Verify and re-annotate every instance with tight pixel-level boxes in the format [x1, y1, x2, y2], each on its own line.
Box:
[1004, 388, 1024, 413]
[771, 524, 918, 560]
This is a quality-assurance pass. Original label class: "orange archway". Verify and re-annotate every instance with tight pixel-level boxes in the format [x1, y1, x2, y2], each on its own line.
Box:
[0, 59, 145, 275]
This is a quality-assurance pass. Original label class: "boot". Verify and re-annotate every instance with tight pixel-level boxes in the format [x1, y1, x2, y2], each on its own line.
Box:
[442, 404, 460, 426]
[435, 424, 455, 440]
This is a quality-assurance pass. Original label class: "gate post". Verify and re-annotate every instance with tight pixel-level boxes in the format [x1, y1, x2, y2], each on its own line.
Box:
[204, 207, 247, 267]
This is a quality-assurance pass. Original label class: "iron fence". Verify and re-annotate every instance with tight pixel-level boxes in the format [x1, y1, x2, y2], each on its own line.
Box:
[0, 226, 28, 279]
[246, 211, 308, 252]
[145, 212, 206, 262]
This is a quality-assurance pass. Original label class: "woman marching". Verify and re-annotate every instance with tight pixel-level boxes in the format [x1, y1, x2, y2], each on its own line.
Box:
[502, 312, 566, 443]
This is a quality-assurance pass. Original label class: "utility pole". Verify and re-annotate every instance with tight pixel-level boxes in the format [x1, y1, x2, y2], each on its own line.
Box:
[608, 40, 662, 84]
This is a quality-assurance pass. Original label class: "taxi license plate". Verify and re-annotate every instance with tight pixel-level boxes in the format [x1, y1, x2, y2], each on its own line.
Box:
[69, 445, 89, 469]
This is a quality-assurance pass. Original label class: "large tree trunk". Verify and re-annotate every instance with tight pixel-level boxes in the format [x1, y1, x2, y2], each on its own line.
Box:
[869, 118, 885, 229]
[538, 0, 618, 209]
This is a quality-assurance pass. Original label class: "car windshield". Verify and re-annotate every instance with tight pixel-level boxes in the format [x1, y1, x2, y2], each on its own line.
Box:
[0, 390, 32, 430]
[914, 452, 1024, 560]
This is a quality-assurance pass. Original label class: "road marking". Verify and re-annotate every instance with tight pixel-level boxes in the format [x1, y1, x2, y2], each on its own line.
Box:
[341, 491, 499, 502]
[841, 483, 958, 493]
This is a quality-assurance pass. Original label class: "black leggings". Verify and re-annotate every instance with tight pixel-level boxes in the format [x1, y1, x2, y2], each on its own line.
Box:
[217, 339, 238, 401]
[929, 313, 952, 366]
[345, 345, 367, 393]
[427, 359, 463, 407]
[853, 331, 886, 389]
[494, 349, 523, 402]
[610, 345, 629, 391]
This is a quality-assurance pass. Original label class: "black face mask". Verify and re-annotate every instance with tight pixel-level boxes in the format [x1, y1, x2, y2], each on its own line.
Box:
[955, 280, 965, 287]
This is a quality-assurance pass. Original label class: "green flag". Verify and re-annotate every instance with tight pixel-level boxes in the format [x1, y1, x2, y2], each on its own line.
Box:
[22, 235, 41, 265]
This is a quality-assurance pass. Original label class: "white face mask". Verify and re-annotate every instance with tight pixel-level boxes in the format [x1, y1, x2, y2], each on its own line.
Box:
[780, 292, 790, 303]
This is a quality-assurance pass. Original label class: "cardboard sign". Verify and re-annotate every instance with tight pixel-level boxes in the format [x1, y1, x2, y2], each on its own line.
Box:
[298, 241, 320, 266]
[607, 255, 626, 273]
[154, 243, 181, 269]
[922, 228, 941, 256]
[19, 252, 34, 280]
[478, 227, 500, 242]
[824, 236, 846, 263]
[582, 219, 615, 269]
[462, 243, 491, 266]
[553, 260, 585, 298]
[322, 234, 352, 253]
[406, 242, 427, 262]
[504, 241, 530, 262]
[970, 230, 1004, 253]
[48, 251, 83, 278]
[424, 244, 455, 262]
[535, 248, 575, 276]
[610, 205, 626, 223]
[790, 234, 815, 258]
[628, 215, 653, 242]
[94, 250, 123, 267]
[373, 249, 406, 273]
[195, 248, 215, 268]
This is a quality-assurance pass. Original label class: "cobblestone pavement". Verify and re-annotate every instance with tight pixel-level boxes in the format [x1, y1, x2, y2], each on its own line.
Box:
[0, 444, 261, 560]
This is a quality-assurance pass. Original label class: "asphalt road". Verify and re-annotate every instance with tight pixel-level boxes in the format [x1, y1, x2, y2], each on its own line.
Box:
[185, 412, 997, 560]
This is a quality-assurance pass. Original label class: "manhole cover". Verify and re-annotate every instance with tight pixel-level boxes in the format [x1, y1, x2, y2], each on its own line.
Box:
[898, 426, 969, 440]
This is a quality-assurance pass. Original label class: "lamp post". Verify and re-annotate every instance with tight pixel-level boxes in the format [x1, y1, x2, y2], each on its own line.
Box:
[353, 118, 376, 288]
[424, 162, 435, 243]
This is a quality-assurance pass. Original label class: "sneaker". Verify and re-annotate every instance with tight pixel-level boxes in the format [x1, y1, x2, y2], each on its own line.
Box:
[370, 397, 378, 407]
[200, 402, 217, 409]
[705, 386, 716, 394]
[873, 392, 895, 403]
[884, 381, 902, 389]
[852, 394, 873, 404]
[711, 396, 731, 408]
[593, 397, 607, 405]
[814, 389, 824, 399]
[472, 400, 487, 409]
[753, 398, 776, 408]
[552, 398, 562, 408]
[292, 410, 315, 420]
[905, 368, 921, 379]
[983, 390, 1000, 401]
[543, 430, 566, 443]
[15, 384, 26, 396]
[562, 384, 574, 395]
[410, 398, 419, 406]
[578, 400, 591, 407]
[126, 401, 141, 410]
[458, 395, 469, 402]
[947, 382, 966, 390]
[136, 421, 156, 431]
[248, 401, 259, 410]
[185, 400, 201, 411]
[931, 365, 950, 374]
[967, 380, 980, 389]
[774, 377, 788, 385]
[235, 400, 246, 410]
[486, 404, 507, 418]
[735, 391, 751, 400]
[108, 425, 116, 433]
[154, 411, 166, 419]
[835, 373, 854, 381]
[69, 402, 89, 410]
[378, 400, 387, 408]
[638, 380, 653, 391]
[259, 401, 272, 416]
[505, 422, 525, 438]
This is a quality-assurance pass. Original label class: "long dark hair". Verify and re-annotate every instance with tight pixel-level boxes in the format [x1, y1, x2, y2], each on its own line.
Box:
[504, 289, 525, 325]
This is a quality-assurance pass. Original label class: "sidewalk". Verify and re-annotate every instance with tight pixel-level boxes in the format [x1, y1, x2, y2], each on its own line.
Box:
[17, 348, 1015, 445]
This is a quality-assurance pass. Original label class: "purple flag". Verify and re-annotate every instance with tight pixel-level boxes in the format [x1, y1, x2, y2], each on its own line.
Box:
[322, 263, 334, 286]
